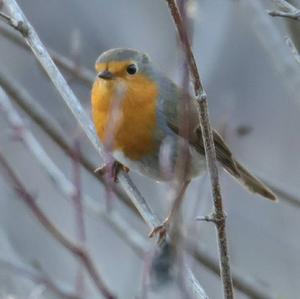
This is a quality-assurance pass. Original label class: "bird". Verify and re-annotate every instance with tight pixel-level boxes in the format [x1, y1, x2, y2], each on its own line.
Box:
[91, 48, 277, 238]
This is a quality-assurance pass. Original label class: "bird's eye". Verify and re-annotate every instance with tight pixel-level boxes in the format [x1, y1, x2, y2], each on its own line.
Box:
[126, 64, 137, 75]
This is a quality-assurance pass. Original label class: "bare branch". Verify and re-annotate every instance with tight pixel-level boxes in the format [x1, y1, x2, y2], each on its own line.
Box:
[268, 0, 300, 20]
[165, 1, 234, 298]
[195, 215, 217, 224]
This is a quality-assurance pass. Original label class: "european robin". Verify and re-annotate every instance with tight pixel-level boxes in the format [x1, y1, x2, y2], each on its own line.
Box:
[91, 48, 276, 237]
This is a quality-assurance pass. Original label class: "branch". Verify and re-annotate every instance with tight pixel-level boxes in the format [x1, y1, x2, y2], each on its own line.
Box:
[268, 0, 300, 20]
[165, 1, 234, 298]
[0, 152, 115, 299]
[0, 10, 28, 34]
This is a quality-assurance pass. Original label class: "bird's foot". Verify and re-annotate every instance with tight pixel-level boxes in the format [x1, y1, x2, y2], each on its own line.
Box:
[94, 161, 129, 183]
[148, 219, 170, 244]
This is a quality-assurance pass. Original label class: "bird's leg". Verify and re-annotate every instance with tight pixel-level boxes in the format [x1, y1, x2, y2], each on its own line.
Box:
[149, 179, 191, 243]
[94, 161, 129, 183]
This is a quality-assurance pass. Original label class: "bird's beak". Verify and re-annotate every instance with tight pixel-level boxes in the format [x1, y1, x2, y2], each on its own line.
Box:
[98, 70, 114, 80]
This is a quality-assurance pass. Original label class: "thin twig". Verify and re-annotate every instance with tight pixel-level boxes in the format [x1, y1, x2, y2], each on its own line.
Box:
[195, 215, 216, 223]
[165, 1, 234, 298]
[0, 152, 115, 299]
[0, 10, 28, 34]
[268, 0, 300, 20]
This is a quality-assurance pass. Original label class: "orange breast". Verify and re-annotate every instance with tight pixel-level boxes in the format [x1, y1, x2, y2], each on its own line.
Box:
[91, 74, 158, 160]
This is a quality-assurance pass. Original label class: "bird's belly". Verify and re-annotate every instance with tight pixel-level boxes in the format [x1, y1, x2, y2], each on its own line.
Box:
[112, 135, 207, 181]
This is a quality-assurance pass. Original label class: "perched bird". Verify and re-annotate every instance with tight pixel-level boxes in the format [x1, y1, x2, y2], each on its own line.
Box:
[91, 48, 276, 236]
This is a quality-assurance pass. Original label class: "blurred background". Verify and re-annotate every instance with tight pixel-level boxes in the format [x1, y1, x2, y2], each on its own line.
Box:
[1, 0, 300, 298]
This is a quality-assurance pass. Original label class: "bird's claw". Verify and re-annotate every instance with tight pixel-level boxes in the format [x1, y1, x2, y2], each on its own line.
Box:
[148, 220, 169, 244]
[94, 161, 129, 183]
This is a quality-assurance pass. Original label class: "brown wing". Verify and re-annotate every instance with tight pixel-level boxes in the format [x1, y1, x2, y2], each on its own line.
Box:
[167, 122, 240, 177]
[167, 122, 277, 200]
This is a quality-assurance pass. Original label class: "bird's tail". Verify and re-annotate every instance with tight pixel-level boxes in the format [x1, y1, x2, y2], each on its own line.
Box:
[227, 160, 277, 201]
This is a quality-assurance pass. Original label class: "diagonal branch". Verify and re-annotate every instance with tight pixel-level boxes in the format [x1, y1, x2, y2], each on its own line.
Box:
[0, 10, 28, 34]
[165, 1, 234, 298]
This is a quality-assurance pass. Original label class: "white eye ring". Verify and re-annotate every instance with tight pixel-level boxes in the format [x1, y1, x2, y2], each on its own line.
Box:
[126, 64, 138, 75]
